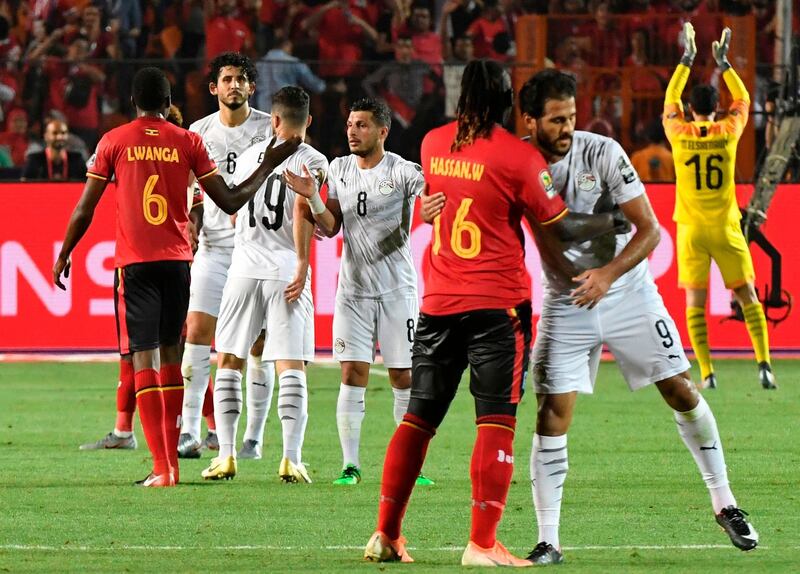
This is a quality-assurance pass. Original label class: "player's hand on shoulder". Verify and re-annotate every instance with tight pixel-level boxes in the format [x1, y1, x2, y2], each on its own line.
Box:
[570, 267, 615, 309]
[284, 164, 316, 198]
[265, 136, 302, 169]
[53, 256, 71, 291]
[420, 189, 446, 224]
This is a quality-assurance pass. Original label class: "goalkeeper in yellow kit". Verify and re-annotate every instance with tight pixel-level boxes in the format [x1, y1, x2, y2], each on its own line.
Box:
[663, 23, 775, 390]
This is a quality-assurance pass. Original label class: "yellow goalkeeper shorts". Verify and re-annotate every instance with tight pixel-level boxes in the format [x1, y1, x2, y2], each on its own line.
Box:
[676, 222, 755, 289]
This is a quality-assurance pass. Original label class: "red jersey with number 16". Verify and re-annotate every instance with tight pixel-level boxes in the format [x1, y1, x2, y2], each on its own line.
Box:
[420, 122, 568, 315]
[87, 116, 218, 267]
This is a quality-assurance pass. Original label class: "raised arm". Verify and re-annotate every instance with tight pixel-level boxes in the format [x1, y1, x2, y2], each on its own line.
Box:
[664, 22, 695, 119]
[284, 164, 343, 236]
[201, 136, 301, 214]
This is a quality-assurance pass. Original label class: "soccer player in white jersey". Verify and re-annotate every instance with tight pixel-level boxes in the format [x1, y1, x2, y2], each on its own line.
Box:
[201, 86, 325, 483]
[179, 52, 277, 461]
[516, 69, 758, 562]
[284, 98, 432, 486]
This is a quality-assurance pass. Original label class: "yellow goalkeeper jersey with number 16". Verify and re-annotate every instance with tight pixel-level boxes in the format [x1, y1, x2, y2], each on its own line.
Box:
[662, 64, 749, 226]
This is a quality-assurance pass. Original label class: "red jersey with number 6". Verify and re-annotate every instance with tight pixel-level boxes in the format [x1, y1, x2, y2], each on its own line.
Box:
[420, 121, 568, 315]
[87, 116, 218, 267]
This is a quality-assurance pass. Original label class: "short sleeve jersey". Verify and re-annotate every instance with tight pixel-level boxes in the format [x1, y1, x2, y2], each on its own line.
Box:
[327, 152, 425, 299]
[228, 141, 329, 281]
[420, 121, 568, 315]
[540, 131, 652, 300]
[87, 117, 218, 267]
[189, 108, 272, 249]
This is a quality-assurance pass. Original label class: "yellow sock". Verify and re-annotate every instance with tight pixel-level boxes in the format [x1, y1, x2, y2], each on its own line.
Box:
[686, 306, 713, 380]
[743, 302, 770, 364]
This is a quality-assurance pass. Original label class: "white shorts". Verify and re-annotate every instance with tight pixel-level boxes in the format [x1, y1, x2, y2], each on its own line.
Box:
[215, 276, 314, 362]
[332, 294, 418, 368]
[532, 284, 690, 394]
[187, 245, 233, 317]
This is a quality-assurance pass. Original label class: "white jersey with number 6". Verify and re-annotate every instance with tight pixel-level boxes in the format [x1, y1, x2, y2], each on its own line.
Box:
[229, 141, 328, 281]
[189, 108, 272, 249]
[327, 152, 425, 298]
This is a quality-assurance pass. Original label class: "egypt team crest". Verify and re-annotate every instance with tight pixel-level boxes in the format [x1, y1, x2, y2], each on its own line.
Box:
[378, 179, 395, 196]
[334, 338, 346, 354]
[250, 135, 266, 146]
[577, 172, 597, 192]
[539, 169, 557, 199]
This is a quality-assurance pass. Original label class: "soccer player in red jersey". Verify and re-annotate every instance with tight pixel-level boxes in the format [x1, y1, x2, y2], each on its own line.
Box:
[53, 67, 299, 487]
[364, 60, 621, 566]
[78, 104, 210, 453]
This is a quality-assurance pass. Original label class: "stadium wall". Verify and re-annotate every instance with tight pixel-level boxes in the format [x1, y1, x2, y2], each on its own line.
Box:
[1, 183, 798, 352]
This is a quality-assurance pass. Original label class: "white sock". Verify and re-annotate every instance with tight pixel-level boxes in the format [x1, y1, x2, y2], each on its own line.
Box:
[336, 384, 366, 468]
[180, 343, 211, 440]
[674, 395, 736, 513]
[278, 369, 307, 464]
[531, 433, 568, 550]
[391, 387, 410, 426]
[243, 356, 275, 444]
[113, 429, 132, 438]
[213, 368, 242, 459]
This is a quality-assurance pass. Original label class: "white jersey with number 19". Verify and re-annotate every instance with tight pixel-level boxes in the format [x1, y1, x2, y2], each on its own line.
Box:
[229, 141, 329, 281]
[189, 108, 272, 249]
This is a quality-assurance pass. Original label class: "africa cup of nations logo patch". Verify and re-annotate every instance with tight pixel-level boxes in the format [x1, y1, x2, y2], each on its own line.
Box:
[539, 169, 557, 199]
[334, 338, 346, 354]
[378, 179, 395, 196]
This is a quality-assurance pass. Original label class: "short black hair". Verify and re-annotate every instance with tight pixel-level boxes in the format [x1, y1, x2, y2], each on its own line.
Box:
[350, 98, 392, 130]
[690, 84, 719, 116]
[208, 52, 258, 85]
[272, 86, 310, 126]
[132, 67, 171, 112]
[519, 69, 577, 118]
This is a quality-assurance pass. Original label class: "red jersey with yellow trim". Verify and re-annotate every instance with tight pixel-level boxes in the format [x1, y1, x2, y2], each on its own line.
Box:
[420, 121, 568, 315]
[87, 117, 218, 267]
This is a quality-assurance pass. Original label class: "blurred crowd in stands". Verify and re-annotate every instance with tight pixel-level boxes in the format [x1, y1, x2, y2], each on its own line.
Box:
[0, 0, 796, 181]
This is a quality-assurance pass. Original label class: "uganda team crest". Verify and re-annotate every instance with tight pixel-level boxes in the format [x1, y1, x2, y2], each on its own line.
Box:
[577, 172, 597, 192]
[539, 170, 557, 198]
[378, 179, 395, 196]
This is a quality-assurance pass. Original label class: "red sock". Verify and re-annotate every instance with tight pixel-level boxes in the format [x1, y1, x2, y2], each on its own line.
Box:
[134, 368, 170, 476]
[203, 375, 216, 431]
[470, 415, 516, 549]
[160, 364, 183, 478]
[115, 359, 136, 432]
[377, 413, 436, 540]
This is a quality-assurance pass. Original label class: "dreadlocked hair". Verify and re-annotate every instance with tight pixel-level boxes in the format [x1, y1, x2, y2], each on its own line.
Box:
[452, 60, 508, 152]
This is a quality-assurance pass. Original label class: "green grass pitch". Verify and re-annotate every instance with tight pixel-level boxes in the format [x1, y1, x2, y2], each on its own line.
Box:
[0, 359, 798, 572]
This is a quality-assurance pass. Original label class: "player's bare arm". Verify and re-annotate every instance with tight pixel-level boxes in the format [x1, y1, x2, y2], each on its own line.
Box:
[188, 203, 203, 253]
[202, 136, 301, 214]
[570, 194, 660, 308]
[53, 176, 108, 290]
[545, 209, 628, 243]
[284, 164, 343, 236]
[285, 200, 315, 303]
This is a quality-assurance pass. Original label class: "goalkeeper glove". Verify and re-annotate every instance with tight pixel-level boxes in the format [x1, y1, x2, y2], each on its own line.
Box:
[680, 21, 697, 67]
[712, 27, 732, 71]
